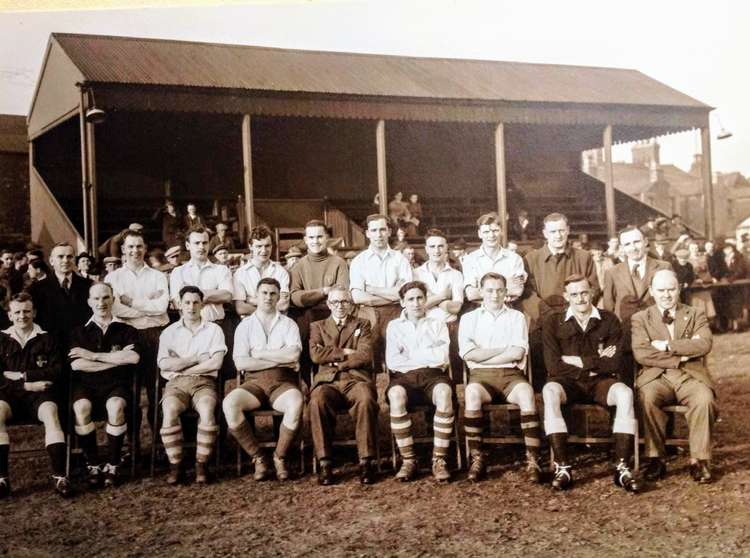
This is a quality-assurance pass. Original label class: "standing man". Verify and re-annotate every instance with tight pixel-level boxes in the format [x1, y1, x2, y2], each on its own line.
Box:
[386, 281, 454, 482]
[462, 212, 526, 304]
[223, 278, 303, 482]
[69, 283, 141, 488]
[459, 273, 541, 483]
[0, 293, 70, 497]
[541, 274, 640, 492]
[632, 270, 716, 484]
[106, 229, 170, 436]
[308, 286, 378, 485]
[233, 225, 289, 317]
[157, 286, 226, 484]
[349, 214, 413, 371]
[209, 222, 237, 253]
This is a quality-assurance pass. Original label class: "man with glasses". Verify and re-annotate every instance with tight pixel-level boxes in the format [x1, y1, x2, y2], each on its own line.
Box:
[541, 274, 640, 492]
[308, 286, 378, 485]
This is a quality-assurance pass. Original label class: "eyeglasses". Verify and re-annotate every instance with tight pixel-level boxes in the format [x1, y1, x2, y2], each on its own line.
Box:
[328, 300, 351, 306]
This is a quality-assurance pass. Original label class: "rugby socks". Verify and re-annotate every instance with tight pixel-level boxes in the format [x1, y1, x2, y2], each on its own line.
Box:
[275, 424, 297, 459]
[196, 424, 219, 463]
[160, 424, 183, 465]
[613, 433, 634, 465]
[433, 409, 455, 458]
[46, 442, 67, 476]
[548, 432, 569, 464]
[76, 426, 99, 466]
[390, 412, 415, 460]
[0, 439, 8, 477]
[464, 409, 484, 455]
[229, 420, 260, 457]
[521, 411, 542, 454]
[106, 421, 128, 466]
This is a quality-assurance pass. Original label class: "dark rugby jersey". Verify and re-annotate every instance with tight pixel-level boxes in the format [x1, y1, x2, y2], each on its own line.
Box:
[0, 325, 62, 385]
[68, 320, 141, 386]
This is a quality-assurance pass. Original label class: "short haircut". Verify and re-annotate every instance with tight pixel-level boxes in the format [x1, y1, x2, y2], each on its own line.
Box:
[89, 281, 114, 296]
[424, 228, 447, 242]
[476, 212, 501, 227]
[398, 280, 427, 299]
[563, 273, 589, 288]
[257, 277, 281, 292]
[29, 259, 50, 274]
[9, 292, 33, 306]
[365, 214, 390, 227]
[480, 272, 507, 288]
[179, 285, 204, 301]
[0, 249, 12, 257]
[122, 229, 145, 244]
[304, 219, 328, 231]
[50, 242, 74, 254]
[543, 213, 569, 226]
[618, 225, 642, 239]
[249, 225, 273, 243]
[13, 252, 25, 261]
[327, 284, 351, 300]
[27, 249, 44, 259]
[186, 226, 210, 239]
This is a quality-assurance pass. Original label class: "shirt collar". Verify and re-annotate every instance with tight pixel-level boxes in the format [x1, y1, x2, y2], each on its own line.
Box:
[396, 310, 429, 325]
[177, 318, 211, 332]
[479, 304, 508, 317]
[565, 305, 601, 322]
[86, 315, 117, 333]
[54, 271, 72, 285]
[242, 259, 278, 273]
[3, 323, 46, 347]
[123, 261, 152, 275]
[543, 244, 571, 261]
[420, 261, 454, 274]
[478, 246, 510, 261]
[185, 259, 216, 270]
[365, 247, 397, 260]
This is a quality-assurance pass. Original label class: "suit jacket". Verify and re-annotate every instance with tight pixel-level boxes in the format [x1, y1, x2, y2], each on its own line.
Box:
[602, 257, 672, 325]
[631, 303, 713, 390]
[28, 273, 92, 342]
[309, 316, 373, 387]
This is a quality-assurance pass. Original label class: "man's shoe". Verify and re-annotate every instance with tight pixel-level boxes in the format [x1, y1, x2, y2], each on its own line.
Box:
[526, 453, 543, 484]
[643, 458, 666, 481]
[318, 460, 335, 486]
[467, 452, 486, 483]
[359, 459, 376, 485]
[103, 463, 120, 488]
[432, 456, 451, 482]
[273, 454, 290, 481]
[51, 475, 73, 498]
[195, 462, 208, 484]
[166, 462, 182, 485]
[395, 458, 417, 482]
[86, 464, 103, 489]
[0, 477, 10, 499]
[551, 462, 573, 491]
[252, 454, 272, 481]
[689, 460, 712, 484]
[614, 459, 642, 493]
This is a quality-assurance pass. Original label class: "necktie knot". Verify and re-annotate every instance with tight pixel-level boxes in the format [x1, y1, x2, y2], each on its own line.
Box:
[631, 264, 641, 279]
[662, 309, 674, 325]
[61, 276, 70, 292]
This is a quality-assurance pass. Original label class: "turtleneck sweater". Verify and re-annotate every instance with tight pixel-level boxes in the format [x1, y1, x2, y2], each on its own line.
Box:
[290, 253, 350, 308]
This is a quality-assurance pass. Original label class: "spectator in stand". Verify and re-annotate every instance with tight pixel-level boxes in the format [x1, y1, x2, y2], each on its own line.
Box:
[76, 252, 94, 280]
[388, 192, 416, 236]
[9, 252, 28, 296]
[450, 237, 468, 271]
[283, 246, 303, 271]
[654, 217, 670, 237]
[640, 216, 658, 241]
[161, 200, 182, 248]
[26, 259, 50, 284]
[0, 250, 12, 301]
[208, 222, 236, 253]
[704, 240, 727, 281]
[162, 246, 182, 273]
[212, 245, 231, 266]
[401, 245, 418, 269]
[589, 242, 614, 306]
[576, 233, 590, 251]
[407, 194, 423, 234]
[148, 248, 167, 270]
[605, 237, 623, 263]
[651, 235, 672, 262]
[183, 203, 205, 233]
[719, 244, 748, 332]
[509, 209, 531, 241]
[672, 248, 695, 303]
[26, 248, 43, 263]
[103, 257, 121, 275]
[669, 215, 689, 239]
[686, 241, 717, 324]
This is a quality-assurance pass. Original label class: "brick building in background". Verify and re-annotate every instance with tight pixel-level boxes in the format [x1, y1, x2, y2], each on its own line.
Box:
[0, 114, 30, 248]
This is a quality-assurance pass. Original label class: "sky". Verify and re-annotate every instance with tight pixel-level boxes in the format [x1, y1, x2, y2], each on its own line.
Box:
[0, 0, 748, 174]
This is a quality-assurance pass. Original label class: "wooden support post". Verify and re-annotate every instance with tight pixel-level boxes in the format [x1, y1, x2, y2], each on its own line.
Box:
[494, 123, 508, 245]
[86, 121, 98, 253]
[78, 89, 90, 251]
[603, 125, 616, 239]
[242, 115, 255, 242]
[700, 126, 715, 240]
[376, 120, 388, 216]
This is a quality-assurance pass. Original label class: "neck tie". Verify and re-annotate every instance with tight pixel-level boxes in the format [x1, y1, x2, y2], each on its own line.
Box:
[662, 309, 674, 325]
[632, 264, 640, 280]
[61, 275, 70, 293]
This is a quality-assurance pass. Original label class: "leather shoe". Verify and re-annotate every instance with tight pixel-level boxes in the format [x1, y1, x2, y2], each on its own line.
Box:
[359, 459, 375, 485]
[643, 458, 666, 481]
[0, 477, 9, 499]
[253, 454, 272, 481]
[613, 459, 642, 493]
[526, 453, 543, 484]
[551, 462, 573, 491]
[166, 463, 182, 485]
[689, 460, 712, 484]
[51, 475, 73, 498]
[395, 458, 417, 482]
[467, 452, 486, 483]
[195, 462, 208, 484]
[318, 460, 335, 486]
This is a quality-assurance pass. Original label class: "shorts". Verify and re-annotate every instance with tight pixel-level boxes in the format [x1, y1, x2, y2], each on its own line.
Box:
[467, 368, 528, 402]
[237, 368, 299, 407]
[72, 375, 131, 418]
[386, 368, 453, 410]
[549, 375, 619, 407]
[162, 375, 218, 409]
[0, 383, 58, 422]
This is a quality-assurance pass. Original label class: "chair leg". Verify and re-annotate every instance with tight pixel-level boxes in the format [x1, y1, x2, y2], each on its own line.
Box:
[390, 431, 398, 470]
[454, 421, 462, 470]
[150, 383, 160, 478]
[634, 427, 640, 472]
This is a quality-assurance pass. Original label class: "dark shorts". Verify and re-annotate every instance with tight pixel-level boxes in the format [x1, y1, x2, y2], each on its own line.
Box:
[162, 375, 218, 409]
[550, 375, 620, 407]
[0, 383, 58, 422]
[237, 368, 299, 407]
[72, 376, 131, 417]
[386, 368, 453, 410]
[467, 368, 528, 402]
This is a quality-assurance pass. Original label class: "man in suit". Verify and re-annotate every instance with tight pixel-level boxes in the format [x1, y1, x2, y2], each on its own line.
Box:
[308, 285, 378, 486]
[632, 269, 716, 484]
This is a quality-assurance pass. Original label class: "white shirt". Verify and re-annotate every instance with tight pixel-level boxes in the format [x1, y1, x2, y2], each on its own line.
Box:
[3, 324, 46, 349]
[462, 246, 527, 297]
[106, 263, 169, 329]
[413, 262, 464, 323]
[564, 305, 602, 333]
[458, 305, 528, 370]
[233, 260, 290, 302]
[628, 258, 646, 280]
[169, 259, 233, 322]
[233, 311, 302, 371]
[385, 312, 449, 373]
[157, 319, 227, 380]
[349, 247, 413, 299]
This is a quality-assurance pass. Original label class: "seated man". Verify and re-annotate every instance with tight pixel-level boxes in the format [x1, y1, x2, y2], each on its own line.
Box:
[0, 293, 70, 497]
[69, 282, 141, 488]
[385, 281, 454, 482]
[459, 272, 541, 483]
[223, 278, 303, 482]
[308, 286, 378, 486]
[632, 269, 717, 484]
[157, 286, 226, 485]
[541, 274, 640, 492]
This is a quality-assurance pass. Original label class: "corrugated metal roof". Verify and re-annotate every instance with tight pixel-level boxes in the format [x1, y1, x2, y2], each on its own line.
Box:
[53, 33, 709, 109]
[0, 114, 28, 153]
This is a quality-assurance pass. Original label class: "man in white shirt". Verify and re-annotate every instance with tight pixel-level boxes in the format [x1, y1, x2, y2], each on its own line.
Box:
[233, 225, 290, 317]
[462, 212, 526, 304]
[157, 286, 226, 485]
[385, 281, 454, 482]
[223, 278, 303, 482]
[106, 229, 169, 437]
[350, 214, 413, 370]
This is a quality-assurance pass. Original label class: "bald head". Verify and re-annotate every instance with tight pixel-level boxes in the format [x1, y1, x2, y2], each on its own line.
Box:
[649, 269, 679, 311]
